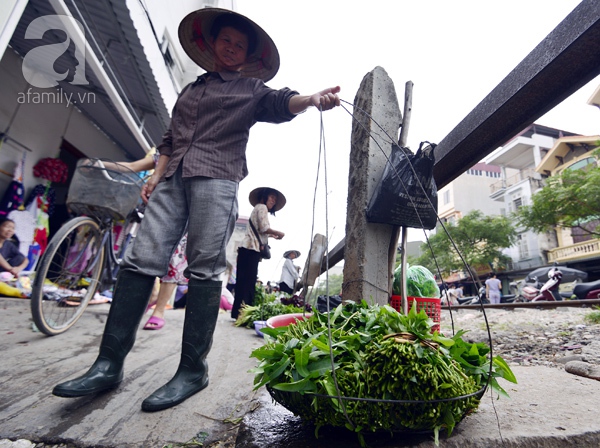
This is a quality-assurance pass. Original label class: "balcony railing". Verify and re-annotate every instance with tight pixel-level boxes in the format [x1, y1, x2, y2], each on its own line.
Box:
[547, 239, 600, 263]
[490, 168, 542, 194]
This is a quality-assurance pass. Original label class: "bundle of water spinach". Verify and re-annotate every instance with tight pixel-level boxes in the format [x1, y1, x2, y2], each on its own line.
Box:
[250, 300, 517, 446]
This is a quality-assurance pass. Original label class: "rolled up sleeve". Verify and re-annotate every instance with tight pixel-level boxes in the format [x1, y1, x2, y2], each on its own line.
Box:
[256, 87, 299, 124]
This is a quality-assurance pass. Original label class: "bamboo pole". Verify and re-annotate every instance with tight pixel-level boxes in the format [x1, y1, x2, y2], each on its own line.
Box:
[388, 81, 413, 315]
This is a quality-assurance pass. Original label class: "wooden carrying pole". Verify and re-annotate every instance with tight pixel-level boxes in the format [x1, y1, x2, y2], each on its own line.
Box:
[389, 81, 413, 315]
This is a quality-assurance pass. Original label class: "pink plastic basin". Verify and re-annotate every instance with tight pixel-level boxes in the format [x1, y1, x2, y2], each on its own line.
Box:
[266, 313, 312, 329]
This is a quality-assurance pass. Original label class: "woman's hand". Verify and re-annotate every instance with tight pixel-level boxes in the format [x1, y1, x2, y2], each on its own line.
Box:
[142, 154, 169, 203]
[270, 230, 285, 240]
[309, 86, 341, 110]
[288, 86, 341, 114]
[141, 175, 159, 204]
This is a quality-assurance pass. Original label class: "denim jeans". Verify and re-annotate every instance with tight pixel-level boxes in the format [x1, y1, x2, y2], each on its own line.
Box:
[122, 165, 238, 282]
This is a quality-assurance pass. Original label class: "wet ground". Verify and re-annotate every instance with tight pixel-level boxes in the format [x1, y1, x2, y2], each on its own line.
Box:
[2, 299, 600, 447]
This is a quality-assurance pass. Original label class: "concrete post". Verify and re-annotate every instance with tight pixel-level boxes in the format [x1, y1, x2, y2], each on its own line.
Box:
[342, 66, 402, 305]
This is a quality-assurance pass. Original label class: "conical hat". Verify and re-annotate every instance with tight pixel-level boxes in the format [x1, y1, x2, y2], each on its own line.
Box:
[178, 8, 280, 82]
[248, 187, 286, 212]
[283, 250, 300, 259]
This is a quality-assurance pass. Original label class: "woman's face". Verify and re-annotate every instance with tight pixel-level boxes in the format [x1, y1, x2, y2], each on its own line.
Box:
[266, 193, 278, 211]
[212, 26, 249, 72]
[0, 221, 15, 240]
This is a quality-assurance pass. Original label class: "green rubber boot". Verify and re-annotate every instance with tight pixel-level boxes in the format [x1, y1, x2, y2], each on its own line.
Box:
[52, 270, 155, 397]
[141, 279, 221, 412]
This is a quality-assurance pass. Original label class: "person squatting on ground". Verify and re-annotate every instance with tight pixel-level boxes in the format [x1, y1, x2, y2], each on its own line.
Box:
[279, 249, 300, 295]
[231, 187, 285, 320]
[52, 8, 340, 412]
[0, 218, 28, 276]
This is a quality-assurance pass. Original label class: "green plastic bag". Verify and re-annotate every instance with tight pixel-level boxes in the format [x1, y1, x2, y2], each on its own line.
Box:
[393, 264, 440, 298]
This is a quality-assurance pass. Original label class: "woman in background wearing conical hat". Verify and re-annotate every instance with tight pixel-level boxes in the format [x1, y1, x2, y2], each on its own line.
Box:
[279, 249, 300, 295]
[52, 7, 339, 413]
[231, 187, 285, 320]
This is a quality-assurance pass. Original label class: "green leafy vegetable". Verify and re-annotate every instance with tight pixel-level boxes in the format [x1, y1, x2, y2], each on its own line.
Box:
[393, 264, 440, 297]
[234, 283, 307, 328]
[250, 300, 517, 446]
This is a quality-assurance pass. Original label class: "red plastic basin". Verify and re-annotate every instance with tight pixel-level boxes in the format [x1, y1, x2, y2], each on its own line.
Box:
[266, 313, 312, 329]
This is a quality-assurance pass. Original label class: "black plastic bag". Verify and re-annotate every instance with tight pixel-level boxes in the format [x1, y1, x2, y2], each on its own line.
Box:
[366, 142, 437, 229]
[316, 294, 343, 313]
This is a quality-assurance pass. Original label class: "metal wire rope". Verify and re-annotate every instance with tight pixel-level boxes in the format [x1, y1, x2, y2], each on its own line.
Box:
[299, 98, 502, 438]
[338, 98, 495, 368]
[301, 104, 356, 430]
[336, 98, 504, 442]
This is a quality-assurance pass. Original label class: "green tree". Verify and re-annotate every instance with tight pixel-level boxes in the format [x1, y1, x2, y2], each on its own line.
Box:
[514, 158, 600, 238]
[414, 210, 517, 280]
[312, 273, 343, 296]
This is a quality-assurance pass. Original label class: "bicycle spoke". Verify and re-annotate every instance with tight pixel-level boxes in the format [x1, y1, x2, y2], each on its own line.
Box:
[31, 217, 106, 336]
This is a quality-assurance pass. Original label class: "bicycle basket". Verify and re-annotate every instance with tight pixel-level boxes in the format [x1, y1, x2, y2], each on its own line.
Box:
[67, 158, 144, 221]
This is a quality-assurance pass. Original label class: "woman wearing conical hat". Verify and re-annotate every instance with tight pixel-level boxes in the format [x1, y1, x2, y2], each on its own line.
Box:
[52, 7, 340, 413]
[279, 249, 301, 295]
[231, 186, 286, 320]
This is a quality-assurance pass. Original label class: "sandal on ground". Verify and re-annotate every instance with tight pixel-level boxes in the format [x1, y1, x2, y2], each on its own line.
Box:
[143, 316, 165, 330]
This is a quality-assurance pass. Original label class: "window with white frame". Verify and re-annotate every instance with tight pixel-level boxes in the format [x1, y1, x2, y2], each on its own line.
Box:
[511, 195, 523, 212]
[517, 234, 529, 259]
[443, 189, 450, 205]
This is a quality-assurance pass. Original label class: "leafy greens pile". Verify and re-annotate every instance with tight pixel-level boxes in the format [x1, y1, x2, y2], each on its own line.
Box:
[235, 300, 307, 328]
[235, 283, 309, 329]
[250, 300, 516, 445]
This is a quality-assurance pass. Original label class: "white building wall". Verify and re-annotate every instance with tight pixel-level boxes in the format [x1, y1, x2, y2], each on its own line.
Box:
[532, 136, 556, 167]
[486, 130, 562, 270]
[0, 49, 123, 196]
[453, 173, 504, 216]
[437, 170, 504, 223]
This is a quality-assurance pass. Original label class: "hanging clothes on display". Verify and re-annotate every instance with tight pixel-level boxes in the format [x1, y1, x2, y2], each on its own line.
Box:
[1, 153, 36, 257]
[0, 152, 26, 219]
[25, 184, 54, 256]
[26, 156, 68, 257]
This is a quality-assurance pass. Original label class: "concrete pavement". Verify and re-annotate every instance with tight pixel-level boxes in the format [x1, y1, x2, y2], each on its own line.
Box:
[0, 297, 265, 447]
[1, 297, 600, 447]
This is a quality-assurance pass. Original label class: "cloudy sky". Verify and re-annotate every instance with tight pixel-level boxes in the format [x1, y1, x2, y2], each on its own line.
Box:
[232, 0, 599, 284]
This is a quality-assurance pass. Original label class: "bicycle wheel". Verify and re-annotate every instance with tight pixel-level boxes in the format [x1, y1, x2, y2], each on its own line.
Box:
[31, 216, 106, 336]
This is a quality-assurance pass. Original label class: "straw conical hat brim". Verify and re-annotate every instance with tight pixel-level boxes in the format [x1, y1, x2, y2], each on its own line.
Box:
[178, 8, 280, 82]
[283, 250, 301, 259]
[249, 187, 286, 212]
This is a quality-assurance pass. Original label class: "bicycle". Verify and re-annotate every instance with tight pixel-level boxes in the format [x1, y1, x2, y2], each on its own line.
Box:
[30, 158, 145, 336]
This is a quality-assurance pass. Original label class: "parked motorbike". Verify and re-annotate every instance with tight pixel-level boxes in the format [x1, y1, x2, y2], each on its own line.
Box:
[571, 279, 600, 300]
[457, 286, 488, 305]
[531, 266, 563, 302]
[513, 264, 586, 302]
[518, 280, 544, 302]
